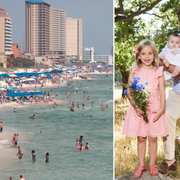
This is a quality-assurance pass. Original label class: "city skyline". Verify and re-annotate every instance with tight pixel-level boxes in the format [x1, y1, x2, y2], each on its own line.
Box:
[0, 0, 113, 56]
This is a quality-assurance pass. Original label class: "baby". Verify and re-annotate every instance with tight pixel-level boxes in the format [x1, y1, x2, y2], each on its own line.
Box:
[160, 34, 180, 81]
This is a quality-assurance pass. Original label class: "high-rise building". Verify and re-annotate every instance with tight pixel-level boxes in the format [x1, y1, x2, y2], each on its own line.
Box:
[50, 8, 66, 55]
[66, 17, 82, 60]
[25, 0, 50, 56]
[0, 8, 12, 55]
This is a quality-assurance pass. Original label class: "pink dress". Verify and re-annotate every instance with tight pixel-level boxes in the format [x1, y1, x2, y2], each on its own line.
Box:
[122, 66, 169, 137]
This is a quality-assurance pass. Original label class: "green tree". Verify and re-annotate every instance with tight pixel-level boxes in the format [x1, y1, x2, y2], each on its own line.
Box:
[115, 0, 180, 97]
[12, 57, 34, 68]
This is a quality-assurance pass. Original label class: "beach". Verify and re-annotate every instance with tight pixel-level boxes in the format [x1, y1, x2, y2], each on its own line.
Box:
[0, 73, 113, 179]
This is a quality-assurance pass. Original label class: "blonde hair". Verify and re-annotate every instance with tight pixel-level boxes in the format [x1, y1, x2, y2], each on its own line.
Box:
[135, 39, 159, 69]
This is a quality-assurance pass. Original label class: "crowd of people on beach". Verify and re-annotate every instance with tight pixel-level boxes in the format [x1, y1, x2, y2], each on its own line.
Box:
[0, 72, 112, 179]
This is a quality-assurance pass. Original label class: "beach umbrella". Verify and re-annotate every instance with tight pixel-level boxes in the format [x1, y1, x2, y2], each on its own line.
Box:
[30, 76, 37, 79]
[26, 78, 35, 81]
[20, 77, 27, 80]
[8, 74, 17, 77]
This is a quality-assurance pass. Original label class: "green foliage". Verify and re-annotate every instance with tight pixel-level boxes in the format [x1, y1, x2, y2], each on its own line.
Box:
[115, 0, 180, 97]
[12, 57, 35, 68]
[115, 70, 122, 87]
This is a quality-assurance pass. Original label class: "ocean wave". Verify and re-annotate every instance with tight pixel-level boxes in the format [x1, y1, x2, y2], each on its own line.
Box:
[105, 100, 113, 104]
[0, 140, 9, 144]
[14, 105, 30, 108]
[74, 87, 78, 90]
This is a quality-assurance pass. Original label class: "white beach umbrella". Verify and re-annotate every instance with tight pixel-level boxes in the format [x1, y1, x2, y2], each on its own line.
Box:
[26, 78, 35, 81]
[8, 74, 17, 77]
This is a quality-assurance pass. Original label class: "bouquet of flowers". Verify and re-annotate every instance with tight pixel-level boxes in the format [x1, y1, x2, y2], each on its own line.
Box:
[123, 77, 150, 123]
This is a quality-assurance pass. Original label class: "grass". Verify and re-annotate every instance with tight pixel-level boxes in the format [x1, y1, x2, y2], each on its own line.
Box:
[115, 98, 180, 179]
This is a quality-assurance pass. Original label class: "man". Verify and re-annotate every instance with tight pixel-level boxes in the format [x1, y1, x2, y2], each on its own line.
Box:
[16, 146, 23, 160]
[9, 177, 12, 180]
[158, 8, 180, 174]
[0, 122, 3, 133]
[19, 175, 25, 180]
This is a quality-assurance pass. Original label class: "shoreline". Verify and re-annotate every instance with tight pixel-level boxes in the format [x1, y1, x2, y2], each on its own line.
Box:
[0, 72, 112, 109]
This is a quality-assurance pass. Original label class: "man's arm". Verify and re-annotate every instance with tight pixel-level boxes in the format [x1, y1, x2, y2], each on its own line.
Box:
[159, 59, 180, 79]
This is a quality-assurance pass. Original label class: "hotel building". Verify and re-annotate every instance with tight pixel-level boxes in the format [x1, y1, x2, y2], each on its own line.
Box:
[25, 0, 50, 56]
[66, 17, 82, 60]
[50, 8, 66, 55]
[0, 8, 12, 55]
[0, 8, 12, 68]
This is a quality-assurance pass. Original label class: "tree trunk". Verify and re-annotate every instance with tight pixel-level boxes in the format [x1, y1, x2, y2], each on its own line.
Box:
[119, 65, 129, 98]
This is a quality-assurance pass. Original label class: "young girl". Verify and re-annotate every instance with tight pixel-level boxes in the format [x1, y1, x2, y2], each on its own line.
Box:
[31, 150, 36, 162]
[122, 39, 169, 178]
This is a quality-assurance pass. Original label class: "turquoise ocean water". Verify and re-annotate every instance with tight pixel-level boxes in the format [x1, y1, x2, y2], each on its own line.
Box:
[0, 74, 113, 180]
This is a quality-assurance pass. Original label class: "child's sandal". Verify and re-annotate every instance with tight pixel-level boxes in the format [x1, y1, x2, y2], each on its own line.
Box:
[148, 165, 158, 176]
[134, 165, 147, 179]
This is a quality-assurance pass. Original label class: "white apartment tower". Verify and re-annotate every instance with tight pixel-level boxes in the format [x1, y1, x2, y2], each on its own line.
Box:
[50, 8, 66, 55]
[66, 17, 82, 60]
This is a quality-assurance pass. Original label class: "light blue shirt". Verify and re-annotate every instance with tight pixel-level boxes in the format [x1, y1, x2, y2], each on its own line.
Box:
[159, 45, 180, 94]
[158, 44, 169, 57]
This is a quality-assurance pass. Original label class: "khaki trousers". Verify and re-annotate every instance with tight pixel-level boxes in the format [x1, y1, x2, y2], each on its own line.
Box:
[163, 90, 180, 160]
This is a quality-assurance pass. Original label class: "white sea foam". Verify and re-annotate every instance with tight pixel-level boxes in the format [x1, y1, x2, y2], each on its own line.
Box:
[105, 100, 113, 104]
[14, 105, 29, 108]
[0, 140, 9, 144]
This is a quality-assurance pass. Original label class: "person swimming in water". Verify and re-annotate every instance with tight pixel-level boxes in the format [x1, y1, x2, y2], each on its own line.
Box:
[53, 102, 57, 108]
[45, 152, 49, 162]
[31, 150, 36, 162]
[15, 134, 19, 147]
[16, 146, 23, 160]
[79, 144, 83, 152]
[72, 101, 74, 108]
[70, 106, 74, 112]
[77, 102, 80, 108]
[79, 135, 83, 145]
[85, 142, 89, 149]
[101, 103, 105, 111]
[30, 114, 35, 119]
[76, 136, 79, 145]
[14, 108, 17, 112]
[82, 115, 92, 117]
[82, 101, 85, 109]
[92, 101, 94, 107]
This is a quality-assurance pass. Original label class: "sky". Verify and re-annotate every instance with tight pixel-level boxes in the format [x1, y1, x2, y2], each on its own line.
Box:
[0, 0, 113, 55]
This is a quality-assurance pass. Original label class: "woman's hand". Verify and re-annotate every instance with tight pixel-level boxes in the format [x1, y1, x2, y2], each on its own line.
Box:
[135, 108, 144, 117]
[153, 109, 164, 122]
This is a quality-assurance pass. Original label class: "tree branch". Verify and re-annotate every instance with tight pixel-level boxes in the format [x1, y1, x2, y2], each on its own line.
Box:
[115, 0, 125, 15]
[144, 12, 171, 21]
[115, 0, 163, 22]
